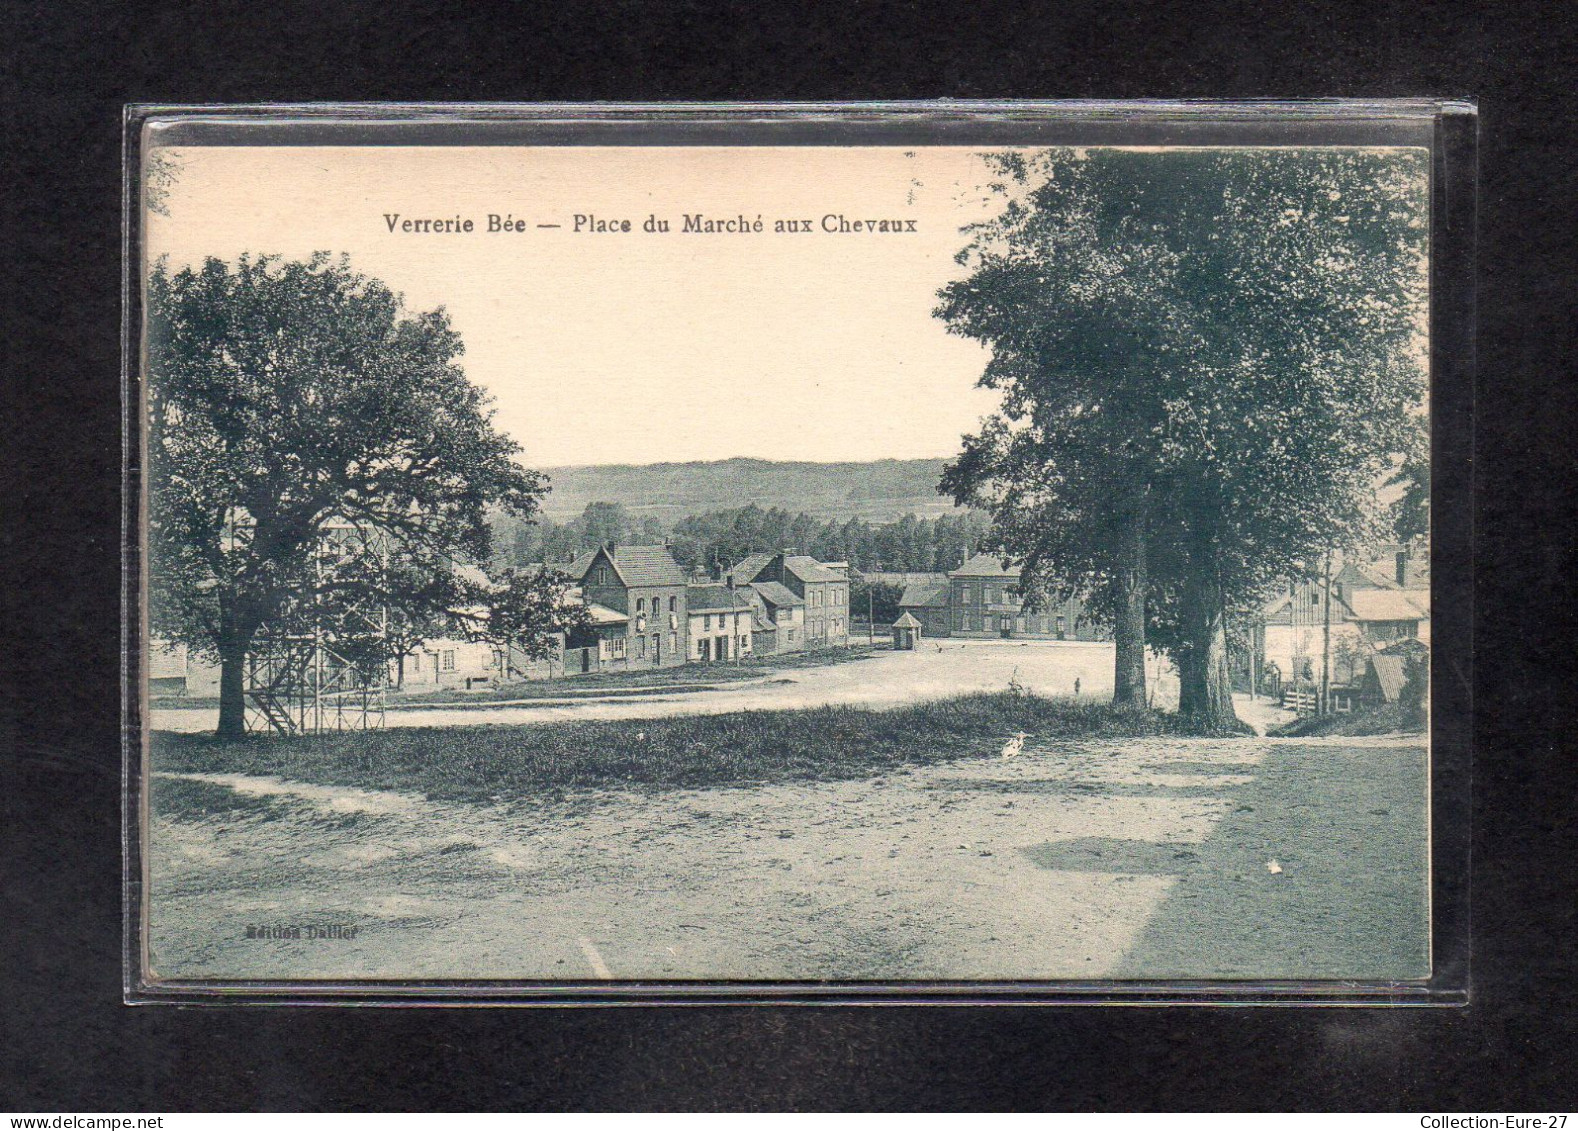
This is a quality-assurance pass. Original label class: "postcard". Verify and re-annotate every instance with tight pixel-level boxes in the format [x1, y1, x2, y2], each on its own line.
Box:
[134, 118, 1435, 989]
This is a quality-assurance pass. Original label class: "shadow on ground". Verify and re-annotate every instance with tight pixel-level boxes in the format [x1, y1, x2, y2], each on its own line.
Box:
[1020, 739, 1430, 980]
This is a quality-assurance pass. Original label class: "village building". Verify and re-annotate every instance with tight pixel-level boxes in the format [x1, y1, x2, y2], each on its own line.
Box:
[393, 636, 498, 690]
[565, 544, 690, 670]
[1258, 541, 1430, 693]
[895, 575, 951, 638]
[744, 580, 806, 653]
[728, 551, 850, 648]
[891, 610, 922, 651]
[685, 582, 755, 662]
[897, 554, 1105, 641]
[1358, 637, 1429, 709]
[148, 639, 221, 698]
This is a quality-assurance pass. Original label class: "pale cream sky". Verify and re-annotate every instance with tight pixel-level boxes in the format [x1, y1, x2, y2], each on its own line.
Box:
[144, 145, 1013, 468]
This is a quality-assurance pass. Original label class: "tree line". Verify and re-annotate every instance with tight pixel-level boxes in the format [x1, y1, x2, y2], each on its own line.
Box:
[497, 502, 992, 577]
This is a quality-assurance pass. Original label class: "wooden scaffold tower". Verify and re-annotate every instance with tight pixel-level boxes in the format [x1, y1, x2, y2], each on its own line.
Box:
[242, 520, 391, 736]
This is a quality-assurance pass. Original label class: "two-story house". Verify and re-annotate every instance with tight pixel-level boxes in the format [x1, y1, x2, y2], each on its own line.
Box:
[728, 551, 850, 648]
[939, 554, 1104, 640]
[566, 543, 689, 669]
[685, 582, 755, 662]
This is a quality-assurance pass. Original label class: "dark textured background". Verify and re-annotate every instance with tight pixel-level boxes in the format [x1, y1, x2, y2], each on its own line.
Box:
[2, 0, 1573, 1111]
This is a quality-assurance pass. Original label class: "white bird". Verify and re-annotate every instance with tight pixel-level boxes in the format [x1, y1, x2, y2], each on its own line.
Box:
[1001, 732, 1029, 760]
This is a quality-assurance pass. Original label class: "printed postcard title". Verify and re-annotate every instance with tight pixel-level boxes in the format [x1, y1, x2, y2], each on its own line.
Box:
[382, 212, 919, 236]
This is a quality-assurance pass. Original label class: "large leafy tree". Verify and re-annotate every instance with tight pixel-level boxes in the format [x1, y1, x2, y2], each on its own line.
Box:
[147, 252, 564, 736]
[938, 148, 1427, 729]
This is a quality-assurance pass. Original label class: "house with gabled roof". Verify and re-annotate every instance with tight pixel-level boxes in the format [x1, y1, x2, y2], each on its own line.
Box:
[728, 550, 849, 648]
[943, 553, 1104, 641]
[565, 543, 689, 669]
[1258, 541, 1430, 692]
[745, 580, 806, 653]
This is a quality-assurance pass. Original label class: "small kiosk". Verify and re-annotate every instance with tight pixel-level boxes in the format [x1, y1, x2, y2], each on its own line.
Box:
[891, 611, 922, 651]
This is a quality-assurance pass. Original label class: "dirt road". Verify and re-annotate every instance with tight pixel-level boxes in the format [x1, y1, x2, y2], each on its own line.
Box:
[150, 640, 1175, 733]
[144, 727, 1428, 983]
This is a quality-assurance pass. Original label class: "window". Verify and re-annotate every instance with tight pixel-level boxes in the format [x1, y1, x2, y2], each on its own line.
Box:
[670, 632, 677, 653]
[669, 613, 677, 629]
[652, 634, 660, 659]
[787, 630, 796, 642]
[637, 597, 646, 613]
[441, 650, 455, 671]
[637, 636, 646, 659]
[740, 635, 748, 651]
[703, 614, 712, 630]
[669, 596, 676, 611]
[961, 587, 972, 604]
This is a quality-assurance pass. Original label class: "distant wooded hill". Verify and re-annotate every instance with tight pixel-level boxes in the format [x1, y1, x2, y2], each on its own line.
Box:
[536, 457, 960, 524]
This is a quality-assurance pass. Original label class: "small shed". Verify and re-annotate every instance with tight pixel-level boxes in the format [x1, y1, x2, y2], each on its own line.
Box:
[1359, 653, 1408, 706]
[891, 611, 922, 651]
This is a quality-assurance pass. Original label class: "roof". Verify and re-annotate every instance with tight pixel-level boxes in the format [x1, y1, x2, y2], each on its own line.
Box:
[1366, 654, 1408, 702]
[1349, 588, 1429, 622]
[783, 555, 845, 583]
[583, 602, 629, 626]
[728, 551, 846, 585]
[892, 611, 922, 629]
[899, 579, 950, 609]
[750, 581, 804, 609]
[726, 552, 775, 586]
[566, 545, 686, 589]
[750, 611, 776, 633]
[950, 553, 1021, 580]
[1337, 560, 1401, 591]
[686, 584, 753, 613]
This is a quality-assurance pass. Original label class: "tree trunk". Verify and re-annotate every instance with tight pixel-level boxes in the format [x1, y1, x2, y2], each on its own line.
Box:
[1111, 502, 1148, 710]
[216, 638, 249, 739]
[1176, 539, 1239, 732]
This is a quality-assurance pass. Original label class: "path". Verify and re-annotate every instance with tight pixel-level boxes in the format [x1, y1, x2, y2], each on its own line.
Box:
[144, 730, 1427, 983]
[151, 640, 1171, 733]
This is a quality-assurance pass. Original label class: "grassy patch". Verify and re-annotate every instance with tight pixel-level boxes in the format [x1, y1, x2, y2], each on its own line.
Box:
[149, 776, 299, 822]
[150, 692, 1194, 802]
[1270, 702, 1425, 737]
